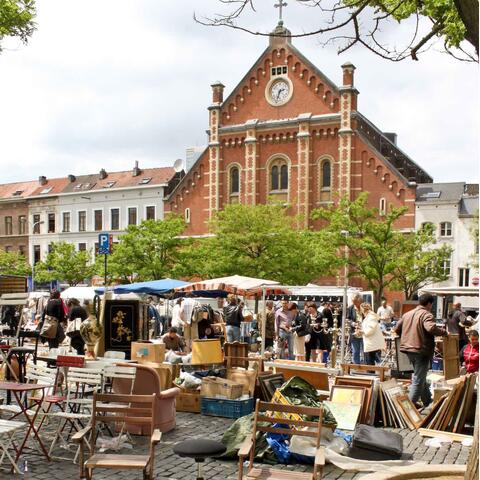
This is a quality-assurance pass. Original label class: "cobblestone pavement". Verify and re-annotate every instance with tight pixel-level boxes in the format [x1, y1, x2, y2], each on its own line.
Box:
[0, 412, 471, 480]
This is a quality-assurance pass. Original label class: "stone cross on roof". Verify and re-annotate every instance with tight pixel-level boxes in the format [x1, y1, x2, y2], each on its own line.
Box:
[274, 0, 287, 23]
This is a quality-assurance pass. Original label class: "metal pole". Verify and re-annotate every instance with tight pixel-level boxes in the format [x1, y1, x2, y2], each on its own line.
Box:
[261, 287, 266, 355]
[104, 254, 108, 288]
[340, 241, 349, 365]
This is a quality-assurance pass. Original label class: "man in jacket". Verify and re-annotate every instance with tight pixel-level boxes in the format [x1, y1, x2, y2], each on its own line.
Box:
[447, 302, 472, 350]
[394, 293, 446, 407]
[224, 294, 243, 342]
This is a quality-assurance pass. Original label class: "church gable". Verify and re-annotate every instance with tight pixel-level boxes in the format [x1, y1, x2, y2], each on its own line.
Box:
[219, 34, 341, 127]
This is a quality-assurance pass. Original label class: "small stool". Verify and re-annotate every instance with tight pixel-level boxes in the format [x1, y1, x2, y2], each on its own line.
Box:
[173, 439, 226, 480]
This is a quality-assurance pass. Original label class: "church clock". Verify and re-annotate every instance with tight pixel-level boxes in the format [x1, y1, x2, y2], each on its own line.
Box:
[266, 77, 293, 106]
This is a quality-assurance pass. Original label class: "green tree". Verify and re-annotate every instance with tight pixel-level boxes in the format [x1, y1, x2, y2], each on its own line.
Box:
[34, 242, 96, 286]
[313, 193, 408, 307]
[0, 248, 30, 275]
[198, 0, 478, 61]
[104, 215, 188, 283]
[186, 203, 339, 284]
[391, 223, 453, 299]
[0, 0, 36, 52]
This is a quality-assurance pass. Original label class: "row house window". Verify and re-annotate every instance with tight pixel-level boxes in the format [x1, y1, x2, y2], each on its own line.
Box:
[78, 211, 86, 232]
[146, 206, 155, 220]
[440, 221, 452, 237]
[78, 243, 87, 251]
[62, 212, 71, 233]
[111, 208, 120, 230]
[4, 216, 12, 235]
[33, 245, 41, 264]
[458, 267, 470, 287]
[33, 214, 41, 234]
[94, 210, 103, 231]
[19, 216, 27, 235]
[48, 213, 55, 233]
[128, 207, 137, 226]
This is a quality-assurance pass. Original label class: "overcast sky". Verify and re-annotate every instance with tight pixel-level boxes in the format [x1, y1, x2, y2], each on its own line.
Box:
[0, 0, 477, 184]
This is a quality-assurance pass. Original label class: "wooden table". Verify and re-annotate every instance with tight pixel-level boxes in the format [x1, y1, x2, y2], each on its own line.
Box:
[0, 381, 51, 464]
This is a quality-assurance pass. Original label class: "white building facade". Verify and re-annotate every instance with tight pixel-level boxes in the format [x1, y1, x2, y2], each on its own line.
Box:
[415, 182, 479, 314]
[28, 166, 174, 263]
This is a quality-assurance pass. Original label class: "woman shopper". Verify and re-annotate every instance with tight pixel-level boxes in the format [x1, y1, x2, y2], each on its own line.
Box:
[305, 302, 327, 362]
[40, 290, 66, 349]
[361, 303, 386, 365]
[460, 330, 479, 374]
[290, 303, 309, 361]
[66, 298, 88, 355]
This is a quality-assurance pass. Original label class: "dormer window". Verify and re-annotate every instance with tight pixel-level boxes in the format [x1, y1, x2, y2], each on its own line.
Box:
[12, 190, 23, 196]
[74, 184, 83, 190]
[105, 181, 116, 188]
[40, 187, 52, 194]
[271, 66, 288, 77]
[139, 178, 152, 185]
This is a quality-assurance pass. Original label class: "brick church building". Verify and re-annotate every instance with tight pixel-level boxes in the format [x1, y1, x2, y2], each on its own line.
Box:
[165, 22, 432, 235]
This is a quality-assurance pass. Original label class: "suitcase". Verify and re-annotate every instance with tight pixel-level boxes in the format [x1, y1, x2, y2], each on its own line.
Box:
[348, 424, 403, 460]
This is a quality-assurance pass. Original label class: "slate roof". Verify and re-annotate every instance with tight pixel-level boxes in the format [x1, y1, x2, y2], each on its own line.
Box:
[416, 182, 466, 203]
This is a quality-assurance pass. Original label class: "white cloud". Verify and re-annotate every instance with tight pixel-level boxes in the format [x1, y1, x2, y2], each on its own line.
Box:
[0, 0, 477, 184]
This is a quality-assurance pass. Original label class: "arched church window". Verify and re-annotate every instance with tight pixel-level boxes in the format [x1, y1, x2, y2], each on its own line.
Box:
[319, 158, 332, 203]
[322, 161, 331, 189]
[270, 160, 288, 192]
[280, 165, 288, 190]
[271, 165, 279, 191]
[230, 167, 239, 194]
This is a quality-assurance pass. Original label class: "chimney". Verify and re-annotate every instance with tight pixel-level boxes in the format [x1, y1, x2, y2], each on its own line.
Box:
[38, 175, 47, 186]
[68, 174, 76, 183]
[132, 161, 141, 177]
[383, 132, 397, 145]
[99, 168, 108, 180]
[341, 62, 356, 87]
[211, 81, 225, 104]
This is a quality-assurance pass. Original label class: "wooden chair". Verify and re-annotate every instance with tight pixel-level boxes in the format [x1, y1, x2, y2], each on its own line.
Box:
[73, 393, 162, 480]
[238, 400, 325, 480]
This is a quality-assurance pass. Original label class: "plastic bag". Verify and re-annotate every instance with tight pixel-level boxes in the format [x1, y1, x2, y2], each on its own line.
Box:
[179, 370, 202, 389]
[266, 426, 291, 464]
[96, 434, 132, 453]
[424, 436, 453, 448]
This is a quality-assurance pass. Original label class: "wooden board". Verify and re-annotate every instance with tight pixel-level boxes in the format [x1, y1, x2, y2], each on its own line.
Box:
[443, 335, 460, 380]
[270, 364, 329, 390]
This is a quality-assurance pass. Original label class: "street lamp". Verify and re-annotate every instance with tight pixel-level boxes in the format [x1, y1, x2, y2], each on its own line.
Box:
[31, 220, 44, 291]
[340, 230, 349, 365]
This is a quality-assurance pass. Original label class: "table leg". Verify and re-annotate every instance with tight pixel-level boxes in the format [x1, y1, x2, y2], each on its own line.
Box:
[13, 389, 51, 463]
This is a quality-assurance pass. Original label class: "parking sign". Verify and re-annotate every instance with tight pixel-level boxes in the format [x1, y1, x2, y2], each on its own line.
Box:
[98, 232, 111, 255]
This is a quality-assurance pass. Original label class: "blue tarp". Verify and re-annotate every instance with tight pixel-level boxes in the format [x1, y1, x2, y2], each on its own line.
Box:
[94, 278, 189, 296]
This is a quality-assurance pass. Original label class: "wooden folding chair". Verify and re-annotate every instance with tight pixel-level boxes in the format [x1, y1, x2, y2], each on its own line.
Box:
[73, 393, 161, 480]
[238, 400, 325, 480]
[0, 418, 25, 474]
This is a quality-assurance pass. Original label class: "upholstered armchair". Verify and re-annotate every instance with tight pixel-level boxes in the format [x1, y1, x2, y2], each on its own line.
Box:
[113, 362, 180, 434]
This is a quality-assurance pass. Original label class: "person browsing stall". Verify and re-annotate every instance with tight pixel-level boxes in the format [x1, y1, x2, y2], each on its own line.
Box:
[394, 293, 447, 408]
[223, 294, 243, 343]
[377, 298, 395, 326]
[290, 303, 309, 361]
[460, 330, 479, 374]
[258, 300, 275, 349]
[361, 303, 386, 365]
[161, 327, 186, 352]
[347, 294, 364, 365]
[275, 300, 293, 360]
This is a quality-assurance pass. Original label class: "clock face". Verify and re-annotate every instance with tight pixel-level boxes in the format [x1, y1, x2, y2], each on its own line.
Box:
[270, 80, 290, 105]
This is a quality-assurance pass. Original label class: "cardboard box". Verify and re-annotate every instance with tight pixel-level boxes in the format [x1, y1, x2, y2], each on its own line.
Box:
[142, 362, 172, 390]
[131, 341, 165, 364]
[176, 391, 201, 413]
[227, 367, 257, 396]
[200, 376, 243, 399]
[191, 339, 223, 365]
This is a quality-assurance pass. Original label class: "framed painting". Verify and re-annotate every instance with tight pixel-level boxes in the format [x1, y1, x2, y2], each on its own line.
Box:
[396, 394, 423, 429]
[330, 385, 366, 407]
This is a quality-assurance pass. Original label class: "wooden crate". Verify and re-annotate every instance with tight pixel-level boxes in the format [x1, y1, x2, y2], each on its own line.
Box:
[176, 391, 201, 413]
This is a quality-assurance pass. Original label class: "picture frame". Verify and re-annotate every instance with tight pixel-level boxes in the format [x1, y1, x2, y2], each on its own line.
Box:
[395, 394, 423, 429]
[330, 385, 366, 407]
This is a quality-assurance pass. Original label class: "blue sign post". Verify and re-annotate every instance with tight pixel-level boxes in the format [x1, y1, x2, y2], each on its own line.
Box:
[98, 232, 112, 287]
